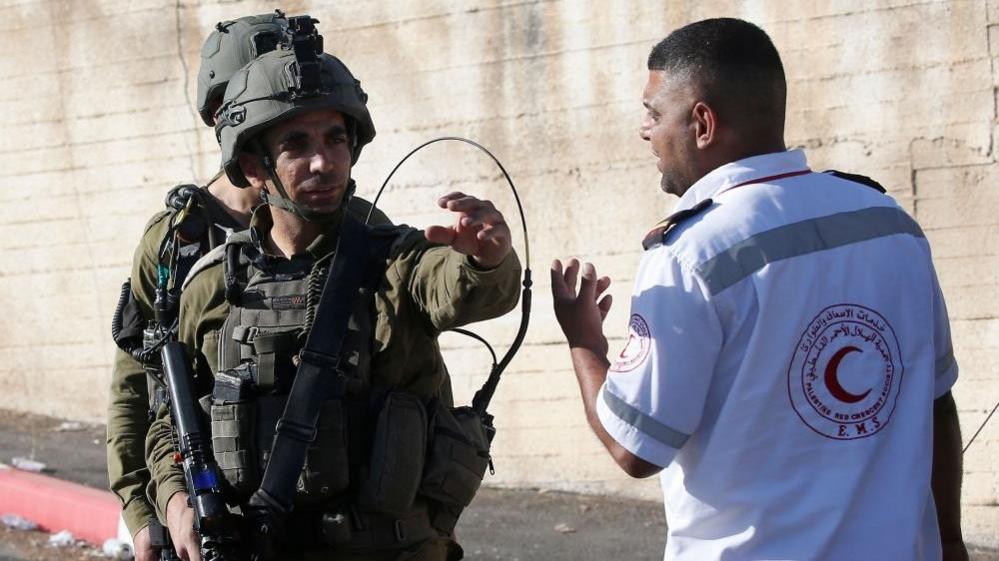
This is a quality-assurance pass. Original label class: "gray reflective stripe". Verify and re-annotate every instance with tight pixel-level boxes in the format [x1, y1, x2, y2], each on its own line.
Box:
[697, 206, 925, 295]
[602, 388, 690, 449]
[936, 346, 955, 376]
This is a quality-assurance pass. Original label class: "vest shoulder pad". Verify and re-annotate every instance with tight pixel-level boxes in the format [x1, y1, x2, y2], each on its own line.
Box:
[824, 170, 887, 193]
[642, 198, 713, 251]
[180, 243, 227, 292]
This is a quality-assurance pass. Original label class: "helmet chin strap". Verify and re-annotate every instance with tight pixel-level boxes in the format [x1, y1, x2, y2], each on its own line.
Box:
[253, 139, 353, 224]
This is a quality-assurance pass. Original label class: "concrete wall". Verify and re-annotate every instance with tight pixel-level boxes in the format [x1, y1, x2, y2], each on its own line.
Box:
[0, 0, 996, 504]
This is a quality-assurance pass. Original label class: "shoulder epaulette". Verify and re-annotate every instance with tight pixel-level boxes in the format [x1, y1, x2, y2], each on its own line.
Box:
[824, 170, 887, 193]
[641, 198, 713, 251]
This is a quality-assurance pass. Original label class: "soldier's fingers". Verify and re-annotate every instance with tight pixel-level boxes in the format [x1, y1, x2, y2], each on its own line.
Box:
[446, 196, 495, 213]
[437, 191, 468, 208]
[460, 208, 505, 229]
[475, 221, 511, 241]
[424, 225, 457, 245]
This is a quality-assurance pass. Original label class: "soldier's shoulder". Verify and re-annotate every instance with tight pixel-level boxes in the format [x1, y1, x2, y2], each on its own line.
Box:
[141, 210, 173, 237]
[132, 210, 174, 266]
[181, 245, 227, 293]
[346, 196, 393, 226]
[367, 223, 422, 253]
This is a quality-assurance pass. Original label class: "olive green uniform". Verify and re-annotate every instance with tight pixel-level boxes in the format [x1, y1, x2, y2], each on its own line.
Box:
[107, 195, 390, 536]
[145, 204, 521, 559]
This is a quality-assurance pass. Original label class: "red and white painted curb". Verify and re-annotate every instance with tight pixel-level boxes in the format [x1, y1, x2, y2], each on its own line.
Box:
[0, 463, 132, 547]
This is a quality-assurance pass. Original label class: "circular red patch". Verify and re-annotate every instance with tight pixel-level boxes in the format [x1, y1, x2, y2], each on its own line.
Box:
[787, 304, 904, 440]
[610, 314, 652, 372]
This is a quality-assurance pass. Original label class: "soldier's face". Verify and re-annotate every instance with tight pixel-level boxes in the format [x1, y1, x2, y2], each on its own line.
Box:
[255, 108, 353, 214]
[639, 70, 698, 197]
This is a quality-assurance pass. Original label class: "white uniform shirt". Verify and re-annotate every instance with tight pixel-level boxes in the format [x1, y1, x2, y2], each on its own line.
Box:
[597, 150, 956, 561]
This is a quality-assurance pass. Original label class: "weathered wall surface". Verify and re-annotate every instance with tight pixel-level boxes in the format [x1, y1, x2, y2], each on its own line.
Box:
[0, 0, 996, 505]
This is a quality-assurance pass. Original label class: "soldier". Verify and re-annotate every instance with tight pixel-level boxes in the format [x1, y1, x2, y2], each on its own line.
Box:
[146, 19, 521, 561]
[107, 13, 391, 560]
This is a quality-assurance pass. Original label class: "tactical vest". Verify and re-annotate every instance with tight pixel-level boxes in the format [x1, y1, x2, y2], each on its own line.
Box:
[208, 225, 494, 551]
[210, 229, 378, 509]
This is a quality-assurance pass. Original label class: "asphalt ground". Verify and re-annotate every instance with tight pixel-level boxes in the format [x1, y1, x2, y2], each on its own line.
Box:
[1, 408, 996, 561]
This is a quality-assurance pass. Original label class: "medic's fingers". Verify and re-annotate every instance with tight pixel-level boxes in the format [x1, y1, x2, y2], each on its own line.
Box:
[563, 258, 580, 295]
[595, 275, 611, 298]
[579, 262, 598, 299]
[551, 259, 572, 300]
[598, 294, 614, 320]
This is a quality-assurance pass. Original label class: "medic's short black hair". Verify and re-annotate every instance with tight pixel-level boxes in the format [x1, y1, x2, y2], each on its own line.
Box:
[648, 18, 786, 131]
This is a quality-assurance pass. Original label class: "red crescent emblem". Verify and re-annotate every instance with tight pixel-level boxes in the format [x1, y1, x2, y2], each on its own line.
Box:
[789, 304, 903, 440]
[823, 345, 870, 404]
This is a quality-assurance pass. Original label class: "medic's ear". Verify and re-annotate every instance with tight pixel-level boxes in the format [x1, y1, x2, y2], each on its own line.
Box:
[691, 101, 719, 150]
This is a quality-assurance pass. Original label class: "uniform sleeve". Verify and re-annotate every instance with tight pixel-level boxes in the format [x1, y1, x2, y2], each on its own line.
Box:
[106, 214, 169, 535]
[596, 248, 723, 468]
[146, 403, 186, 521]
[930, 266, 958, 398]
[388, 231, 522, 332]
[107, 349, 157, 535]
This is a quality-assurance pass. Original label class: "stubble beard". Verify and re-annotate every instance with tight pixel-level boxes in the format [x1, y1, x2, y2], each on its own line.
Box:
[659, 170, 690, 198]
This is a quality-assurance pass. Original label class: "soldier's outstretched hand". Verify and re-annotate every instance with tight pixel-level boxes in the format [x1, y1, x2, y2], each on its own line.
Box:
[426, 192, 512, 268]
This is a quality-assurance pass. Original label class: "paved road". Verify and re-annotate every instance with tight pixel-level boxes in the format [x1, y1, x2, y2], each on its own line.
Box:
[0, 409, 107, 489]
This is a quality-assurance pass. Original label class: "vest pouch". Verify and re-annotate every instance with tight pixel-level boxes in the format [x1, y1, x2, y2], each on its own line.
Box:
[419, 404, 491, 510]
[210, 400, 258, 498]
[359, 391, 427, 515]
[296, 397, 351, 506]
[249, 394, 351, 507]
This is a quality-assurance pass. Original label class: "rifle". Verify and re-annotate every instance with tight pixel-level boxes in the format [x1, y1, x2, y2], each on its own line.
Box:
[160, 341, 239, 561]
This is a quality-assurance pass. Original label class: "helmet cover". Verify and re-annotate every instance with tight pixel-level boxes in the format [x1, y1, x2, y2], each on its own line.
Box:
[215, 45, 375, 186]
[196, 11, 288, 126]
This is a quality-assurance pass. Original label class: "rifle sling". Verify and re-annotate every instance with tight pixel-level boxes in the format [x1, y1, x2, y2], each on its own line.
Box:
[254, 213, 385, 514]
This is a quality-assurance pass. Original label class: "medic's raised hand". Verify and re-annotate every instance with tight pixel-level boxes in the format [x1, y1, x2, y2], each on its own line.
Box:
[551, 258, 613, 355]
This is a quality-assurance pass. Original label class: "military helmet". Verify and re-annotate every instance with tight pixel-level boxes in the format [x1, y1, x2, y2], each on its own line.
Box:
[196, 11, 288, 126]
[215, 47, 375, 187]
